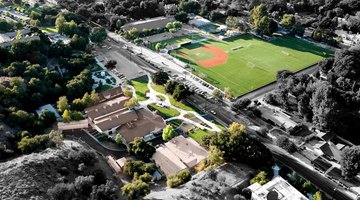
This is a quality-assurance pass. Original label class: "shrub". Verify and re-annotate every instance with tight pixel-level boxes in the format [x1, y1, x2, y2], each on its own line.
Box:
[121, 180, 149, 199]
[275, 135, 297, 153]
[166, 169, 191, 188]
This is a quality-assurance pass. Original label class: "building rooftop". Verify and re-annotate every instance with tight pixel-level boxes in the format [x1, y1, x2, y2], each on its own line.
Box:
[98, 87, 123, 102]
[248, 176, 308, 200]
[85, 96, 130, 120]
[118, 109, 166, 143]
[152, 136, 208, 176]
[319, 142, 342, 162]
[121, 16, 175, 32]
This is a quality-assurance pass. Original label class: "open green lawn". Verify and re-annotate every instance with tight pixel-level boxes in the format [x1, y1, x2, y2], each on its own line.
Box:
[188, 128, 211, 143]
[151, 83, 198, 111]
[131, 76, 149, 101]
[148, 34, 205, 50]
[147, 103, 180, 119]
[171, 34, 333, 96]
[40, 26, 57, 33]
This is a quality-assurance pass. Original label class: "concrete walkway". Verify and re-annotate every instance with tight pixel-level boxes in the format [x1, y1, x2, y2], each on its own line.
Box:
[128, 73, 221, 132]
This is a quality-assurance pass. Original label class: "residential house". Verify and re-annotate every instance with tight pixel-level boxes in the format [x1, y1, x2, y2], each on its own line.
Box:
[248, 176, 308, 200]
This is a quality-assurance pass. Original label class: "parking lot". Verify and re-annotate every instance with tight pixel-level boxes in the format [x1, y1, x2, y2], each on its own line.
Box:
[92, 40, 145, 81]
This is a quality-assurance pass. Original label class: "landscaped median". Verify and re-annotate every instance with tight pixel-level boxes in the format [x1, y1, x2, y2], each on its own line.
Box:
[147, 103, 180, 119]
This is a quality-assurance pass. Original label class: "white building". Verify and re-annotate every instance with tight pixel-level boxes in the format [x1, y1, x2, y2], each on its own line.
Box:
[248, 176, 308, 200]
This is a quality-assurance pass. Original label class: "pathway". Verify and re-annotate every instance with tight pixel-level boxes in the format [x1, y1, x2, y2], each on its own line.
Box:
[129, 73, 221, 133]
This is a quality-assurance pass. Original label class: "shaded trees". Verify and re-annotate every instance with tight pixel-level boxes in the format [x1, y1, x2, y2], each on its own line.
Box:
[341, 146, 360, 179]
[128, 137, 155, 162]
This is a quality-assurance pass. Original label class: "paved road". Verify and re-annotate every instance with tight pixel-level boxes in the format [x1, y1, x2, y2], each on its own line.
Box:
[239, 63, 320, 100]
[63, 130, 128, 159]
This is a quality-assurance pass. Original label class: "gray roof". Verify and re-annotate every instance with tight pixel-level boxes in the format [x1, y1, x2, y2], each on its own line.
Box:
[121, 17, 175, 32]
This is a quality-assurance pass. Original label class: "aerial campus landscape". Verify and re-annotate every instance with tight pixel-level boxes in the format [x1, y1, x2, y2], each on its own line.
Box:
[0, 0, 360, 200]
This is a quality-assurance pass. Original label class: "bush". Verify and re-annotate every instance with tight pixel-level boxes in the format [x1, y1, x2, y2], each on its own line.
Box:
[275, 135, 297, 153]
[121, 180, 149, 199]
[166, 169, 191, 188]
[231, 98, 251, 112]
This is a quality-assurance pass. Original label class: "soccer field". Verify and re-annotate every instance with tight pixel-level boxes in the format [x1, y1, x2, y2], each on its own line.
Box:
[171, 34, 332, 96]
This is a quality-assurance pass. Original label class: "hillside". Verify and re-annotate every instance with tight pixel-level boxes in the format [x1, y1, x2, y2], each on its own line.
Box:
[0, 140, 115, 200]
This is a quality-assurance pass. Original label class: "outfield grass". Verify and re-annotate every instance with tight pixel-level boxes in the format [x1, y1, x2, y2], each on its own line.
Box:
[148, 34, 204, 50]
[131, 77, 149, 101]
[147, 103, 180, 119]
[171, 34, 332, 96]
[187, 48, 215, 60]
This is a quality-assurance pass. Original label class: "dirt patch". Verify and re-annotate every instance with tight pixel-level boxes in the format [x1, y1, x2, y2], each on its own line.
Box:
[198, 45, 228, 68]
[179, 45, 228, 68]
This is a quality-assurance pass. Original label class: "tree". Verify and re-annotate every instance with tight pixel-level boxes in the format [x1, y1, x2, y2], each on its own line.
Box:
[257, 16, 277, 35]
[173, 84, 189, 101]
[135, 172, 152, 183]
[39, 109, 57, 125]
[224, 87, 233, 100]
[121, 180, 149, 199]
[226, 16, 239, 29]
[162, 125, 176, 141]
[166, 169, 191, 188]
[231, 98, 251, 112]
[178, 0, 201, 14]
[90, 180, 116, 200]
[115, 133, 122, 145]
[242, 188, 252, 200]
[66, 69, 94, 99]
[104, 60, 117, 69]
[47, 183, 76, 200]
[212, 90, 223, 101]
[152, 71, 169, 85]
[173, 21, 182, 29]
[154, 42, 167, 52]
[62, 109, 72, 122]
[313, 191, 327, 200]
[123, 87, 133, 98]
[123, 159, 156, 178]
[280, 14, 295, 29]
[249, 4, 268, 28]
[229, 122, 246, 135]
[208, 146, 225, 167]
[166, 22, 174, 30]
[124, 98, 138, 109]
[74, 175, 94, 196]
[70, 34, 88, 51]
[164, 80, 178, 94]
[275, 135, 297, 153]
[341, 146, 360, 179]
[134, 38, 143, 45]
[209, 11, 224, 22]
[90, 27, 107, 43]
[128, 137, 155, 161]
[250, 171, 269, 185]
[175, 11, 189, 23]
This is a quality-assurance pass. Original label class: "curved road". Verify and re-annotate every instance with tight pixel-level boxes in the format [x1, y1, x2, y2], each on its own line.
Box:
[63, 131, 128, 159]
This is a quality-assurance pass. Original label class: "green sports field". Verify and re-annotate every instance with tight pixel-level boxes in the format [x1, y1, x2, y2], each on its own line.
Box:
[171, 34, 332, 96]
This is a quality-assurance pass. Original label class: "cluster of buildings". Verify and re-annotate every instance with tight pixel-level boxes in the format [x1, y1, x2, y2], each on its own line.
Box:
[59, 87, 167, 146]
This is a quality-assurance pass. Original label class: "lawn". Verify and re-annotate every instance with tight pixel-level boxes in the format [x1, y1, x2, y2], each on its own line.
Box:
[171, 34, 333, 96]
[147, 103, 180, 119]
[40, 26, 57, 33]
[151, 83, 197, 111]
[148, 34, 205, 50]
[131, 76, 149, 101]
[188, 128, 211, 143]
[187, 48, 215, 61]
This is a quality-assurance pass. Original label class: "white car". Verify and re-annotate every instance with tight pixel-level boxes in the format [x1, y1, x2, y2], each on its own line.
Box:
[210, 110, 217, 115]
